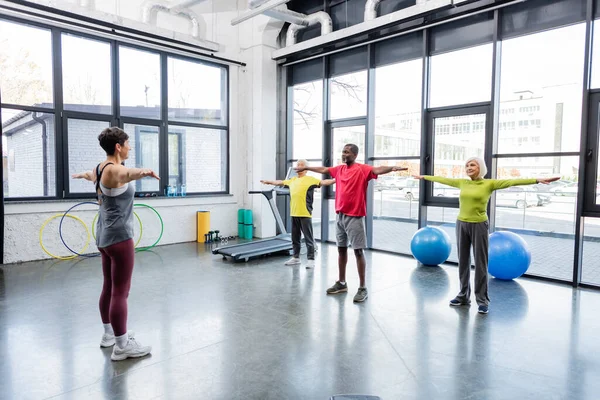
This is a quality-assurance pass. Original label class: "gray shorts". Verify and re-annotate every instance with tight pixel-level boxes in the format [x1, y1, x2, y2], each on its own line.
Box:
[336, 213, 367, 250]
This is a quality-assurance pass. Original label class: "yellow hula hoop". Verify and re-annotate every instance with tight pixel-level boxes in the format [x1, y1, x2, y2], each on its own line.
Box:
[92, 211, 143, 248]
[40, 214, 91, 260]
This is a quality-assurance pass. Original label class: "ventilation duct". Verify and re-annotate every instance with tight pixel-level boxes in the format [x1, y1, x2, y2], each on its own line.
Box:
[248, 0, 332, 46]
[142, 0, 202, 38]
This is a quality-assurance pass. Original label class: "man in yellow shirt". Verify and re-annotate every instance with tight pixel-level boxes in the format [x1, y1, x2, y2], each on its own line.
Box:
[261, 160, 335, 268]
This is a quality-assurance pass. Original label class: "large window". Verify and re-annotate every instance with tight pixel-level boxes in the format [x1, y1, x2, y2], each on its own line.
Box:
[62, 34, 112, 114]
[167, 125, 227, 193]
[331, 124, 365, 164]
[374, 59, 422, 157]
[67, 118, 110, 194]
[429, 44, 493, 108]
[433, 113, 486, 177]
[0, 17, 230, 199]
[372, 159, 421, 253]
[119, 47, 161, 119]
[0, 20, 53, 107]
[292, 80, 323, 160]
[2, 108, 56, 197]
[494, 23, 586, 281]
[494, 156, 579, 280]
[498, 24, 586, 154]
[125, 123, 160, 192]
[329, 71, 367, 119]
[168, 57, 227, 126]
[372, 57, 423, 252]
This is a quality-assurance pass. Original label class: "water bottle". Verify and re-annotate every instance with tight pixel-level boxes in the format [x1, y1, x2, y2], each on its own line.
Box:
[168, 185, 175, 197]
[181, 184, 187, 197]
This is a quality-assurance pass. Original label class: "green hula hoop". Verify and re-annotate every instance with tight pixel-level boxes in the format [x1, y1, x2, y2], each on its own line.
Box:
[92, 211, 143, 248]
[133, 203, 164, 252]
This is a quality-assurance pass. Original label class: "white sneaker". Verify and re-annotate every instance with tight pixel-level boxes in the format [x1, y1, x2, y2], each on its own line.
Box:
[284, 257, 301, 266]
[111, 337, 152, 361]
[100, 330, 135, 348]
[306, 260, 315, 269]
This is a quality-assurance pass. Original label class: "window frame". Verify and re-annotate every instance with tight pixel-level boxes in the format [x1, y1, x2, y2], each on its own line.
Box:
[584, 90, 600, 215]
[0, 15, 230, 201]
[424, 103, 492, 208]
[324, 117, 367, 200]
[62, 111, 115, 198]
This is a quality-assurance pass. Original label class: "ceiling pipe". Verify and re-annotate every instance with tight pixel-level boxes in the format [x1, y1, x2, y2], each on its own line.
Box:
[249, 0, 308, 26]
[366, 0, 456, 21]
[286, 12, 332, 46]
[248, 0, 332, 46]
[142, 0, 202, 38]
[232, 0, 292, 25]
[364, 0, 382, 21]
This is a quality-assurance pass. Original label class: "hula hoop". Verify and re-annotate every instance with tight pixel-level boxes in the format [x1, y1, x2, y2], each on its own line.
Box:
[40, 213, 90, 260]
[91, 211, 143, 248]
[59, 202, 101, 257]
[133, 203, 163, 252]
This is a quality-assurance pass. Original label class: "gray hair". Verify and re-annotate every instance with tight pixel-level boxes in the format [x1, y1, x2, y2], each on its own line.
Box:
[466, 156, 487, 179]
[297, 159, 309, 167]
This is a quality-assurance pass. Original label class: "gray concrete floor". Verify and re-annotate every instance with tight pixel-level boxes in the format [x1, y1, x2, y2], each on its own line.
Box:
[1, 242, 600, 399]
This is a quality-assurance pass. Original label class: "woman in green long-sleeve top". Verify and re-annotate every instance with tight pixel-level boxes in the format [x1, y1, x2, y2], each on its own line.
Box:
[413, 157, 559, 314]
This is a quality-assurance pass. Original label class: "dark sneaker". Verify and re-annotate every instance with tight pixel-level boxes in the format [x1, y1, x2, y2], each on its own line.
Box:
[353, 287, 368, 303]
[478, 305, 489, 314]
[449, 298, 470, 306]
[326, 281, 348, 294]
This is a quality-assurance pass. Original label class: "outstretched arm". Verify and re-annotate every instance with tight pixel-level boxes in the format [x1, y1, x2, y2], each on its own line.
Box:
[111, 164, 159, 184]
[491, 177, 559, 190]
[320, 179, 336, 187]
[372, 166, 408, 175]
[71, 170, 95, 182]
[536, 177, 560, 184]
[261, 179, 284, 186]
[296, 166, 330, 175]
[413, 174, 462, 189]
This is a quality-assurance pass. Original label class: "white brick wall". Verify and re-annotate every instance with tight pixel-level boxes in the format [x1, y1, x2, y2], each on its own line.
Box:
[5, 198, 239, 263]
[67, 119, 112, 193]
[6, 114, 56, 197]
[183, 127, 226, 192]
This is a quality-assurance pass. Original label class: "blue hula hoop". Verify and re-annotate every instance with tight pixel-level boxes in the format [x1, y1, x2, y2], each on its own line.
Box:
[59, 201, 101, 258]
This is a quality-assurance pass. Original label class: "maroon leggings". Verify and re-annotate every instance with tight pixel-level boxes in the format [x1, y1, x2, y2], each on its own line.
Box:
[98, 239, 134, 336]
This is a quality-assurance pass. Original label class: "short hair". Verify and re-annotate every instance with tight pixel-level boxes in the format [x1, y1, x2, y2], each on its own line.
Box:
[98, 127, 129, 156]
[344, 143, 359, 155]
[466, 156, 488, 179]
[297, 159, 309, 167]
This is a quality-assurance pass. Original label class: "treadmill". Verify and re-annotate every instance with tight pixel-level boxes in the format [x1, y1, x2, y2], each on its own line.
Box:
[212, 186, 293, 262]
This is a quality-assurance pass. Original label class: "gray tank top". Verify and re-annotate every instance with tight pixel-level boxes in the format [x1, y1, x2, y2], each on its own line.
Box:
[95, 163, 135, 249]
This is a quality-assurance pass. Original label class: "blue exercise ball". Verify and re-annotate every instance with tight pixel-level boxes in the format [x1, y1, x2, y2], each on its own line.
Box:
[410, 226, 452, 266]
[488, 231, 531, 280]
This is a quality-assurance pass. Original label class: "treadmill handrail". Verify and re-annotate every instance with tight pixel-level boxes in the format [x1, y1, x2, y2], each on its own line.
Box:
[249, 190, 273, 200]
[248, 189, 287, 235]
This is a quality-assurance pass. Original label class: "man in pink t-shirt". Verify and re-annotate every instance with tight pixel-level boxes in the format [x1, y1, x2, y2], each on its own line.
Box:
[296, 144, 408, 302]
